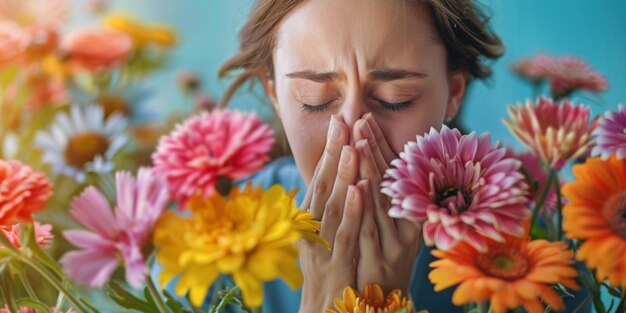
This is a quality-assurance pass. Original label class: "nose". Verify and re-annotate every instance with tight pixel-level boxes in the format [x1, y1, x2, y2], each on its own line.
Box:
[338, 93, 369, 143]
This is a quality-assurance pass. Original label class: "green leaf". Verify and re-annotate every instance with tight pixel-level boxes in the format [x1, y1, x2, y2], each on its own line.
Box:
[107, 280, 158, 313]
[23, 223, 64, 278]
[163, 289, 194, 313]
[394, 308, 409, 313]
[16, 298, 52, 313]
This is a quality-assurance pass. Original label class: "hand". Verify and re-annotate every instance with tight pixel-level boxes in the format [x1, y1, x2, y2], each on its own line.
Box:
[352, 114, 422, 295]
[298, 115, 363, 313]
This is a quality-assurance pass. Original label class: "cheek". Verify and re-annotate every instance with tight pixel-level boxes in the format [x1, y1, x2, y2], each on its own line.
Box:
[279, 105, 329, 185]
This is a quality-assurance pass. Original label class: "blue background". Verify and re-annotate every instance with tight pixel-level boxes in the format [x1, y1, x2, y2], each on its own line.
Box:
[68, 0, 626, 149]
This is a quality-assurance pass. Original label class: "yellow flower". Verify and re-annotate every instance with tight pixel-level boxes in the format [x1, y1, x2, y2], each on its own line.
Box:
[103, 13, 177, 48]
[326, 284, 423, 313]
[153, 183, 327, 308]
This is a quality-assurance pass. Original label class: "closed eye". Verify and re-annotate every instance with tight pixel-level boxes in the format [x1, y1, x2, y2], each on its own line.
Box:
[301, 99, 336, 112]
[376, 99, 412, 112]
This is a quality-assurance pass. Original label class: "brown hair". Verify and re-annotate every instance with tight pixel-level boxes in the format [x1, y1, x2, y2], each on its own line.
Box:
[218, 0, 504, 107]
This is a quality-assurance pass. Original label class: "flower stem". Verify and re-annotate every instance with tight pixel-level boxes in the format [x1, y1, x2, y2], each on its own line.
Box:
[146, 274, 171, 313]
[17, 255, 91, 313]
[476, 301, 488, 313]
[553, 174, 564, 240]
[15, 267, 39, 300]
[529, 168, 557, 236]
[213, 285, 239, 312]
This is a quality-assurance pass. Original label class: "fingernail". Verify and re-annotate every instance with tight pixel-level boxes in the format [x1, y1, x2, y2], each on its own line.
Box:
[347, 185, 357, 203]
[341, 145, 352, 164]
[360, 119, 373, 137]
[330, 115, 340, 138]
[358, 179, 369, 189]
[356, 139, 368, 152]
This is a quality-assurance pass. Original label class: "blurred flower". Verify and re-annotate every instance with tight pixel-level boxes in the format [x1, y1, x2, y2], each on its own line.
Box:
[152, 110, 274, 205]
[23, 25, 60, 60]
[381, 126, 530, 252]
[0, 222, 53, 249]
[21, 69, 68, 110]
[0, 0, 68, 27]
[35, 105, 128, 182]
[505, 149, 560, 213]
[503, 97, 597, 170]
[0, 159, 52, 225]
[154, 184, 325, 307]
[62, 29, 132, 71]
[429, 232, 578, 313]
[177, 70, 201, 92]
[591, 104, 626, 160]
[325, 283, 420, 313]
[193, 91, 217, 112]
[562, 155, 626, 286]
[86, 0, 108, 14]
[61, 168, 169, 288]
[0, 22, 28, 66]
[541, 55, 607, 98]
[103, 14, 177, 48]
[512, 54, 551, 83]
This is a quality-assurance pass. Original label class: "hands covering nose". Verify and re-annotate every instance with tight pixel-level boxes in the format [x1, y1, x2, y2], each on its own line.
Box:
[298, 114, 422, 313]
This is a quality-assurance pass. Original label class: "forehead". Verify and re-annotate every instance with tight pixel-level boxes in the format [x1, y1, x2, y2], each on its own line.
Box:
[274, 0, 443, 70]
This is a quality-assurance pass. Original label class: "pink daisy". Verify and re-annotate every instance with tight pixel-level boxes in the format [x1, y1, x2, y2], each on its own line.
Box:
[512, 54, 552, 83]
[505, 149, 560, 213]
[0, 222, 53, 249]
[152, 110, 274, 205]
[541, 55, 607, 97]
[60, 167, 169, 288]
[503, 97, 598, 170]
[591, 104, 626, 160]
[381, 126, 530, 252]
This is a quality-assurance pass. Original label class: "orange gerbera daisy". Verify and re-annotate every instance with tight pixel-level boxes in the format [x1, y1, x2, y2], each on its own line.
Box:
[562, 155, 626, 286]
[325, 284, 423, 313]
[429, 233, 578, 313]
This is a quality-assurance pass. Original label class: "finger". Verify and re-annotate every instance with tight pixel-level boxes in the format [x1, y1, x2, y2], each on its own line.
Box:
[332, 185, 363, 263]
[354, 119, 388, 177]
[357, 179, 381, 259]
[305, 115, 349, 220]
[356, 139, 399, 248]
[396, 219, 423, 244]
[321, 145, 359, 244]
[363, 113, 397, 164]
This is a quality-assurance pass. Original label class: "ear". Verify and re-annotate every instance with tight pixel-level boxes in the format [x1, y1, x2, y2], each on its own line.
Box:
[261, 71, 281, 119]
[445, 69, 468, 121]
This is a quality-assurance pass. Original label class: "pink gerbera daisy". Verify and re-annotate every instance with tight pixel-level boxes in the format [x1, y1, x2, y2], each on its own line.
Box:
[541, 55, 607, 98]
[591, 104, 626, 160]
[60, 167, 169, 288]
[381, 126, 530, 252]
[503, 97, 598, 169]
[512, 54, 552, 83]
[505, 149, 560, 213]
[152, 110, 274, 205]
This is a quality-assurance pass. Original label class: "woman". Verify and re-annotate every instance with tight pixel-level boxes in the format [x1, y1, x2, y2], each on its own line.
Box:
[219, 0, 503, 311]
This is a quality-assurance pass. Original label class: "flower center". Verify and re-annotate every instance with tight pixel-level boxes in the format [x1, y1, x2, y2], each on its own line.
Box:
[602, 191, 626, 238]
[436, 186, 472, 214]
[64, 132, 110, 168]
[96, 93, 131, 118]
[476, 246, 529, 280]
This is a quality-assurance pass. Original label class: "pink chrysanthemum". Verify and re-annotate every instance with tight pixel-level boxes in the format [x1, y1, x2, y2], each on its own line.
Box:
[0, 306, 77, 313]
[591, 104, 626, 160]
[152, 110, 274, 205]
[541, 55, 607, 97]
[0, 222, 53, 249]
[381, 126, 530, 252]
[60, 167, 169, 288]
[0, 159, 53, 226]
[503, 97, 598, 169]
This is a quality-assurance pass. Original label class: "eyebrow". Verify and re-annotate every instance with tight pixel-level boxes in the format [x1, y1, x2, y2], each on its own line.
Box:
[285, 68, 428, 82]
[369, 69, 429, 81]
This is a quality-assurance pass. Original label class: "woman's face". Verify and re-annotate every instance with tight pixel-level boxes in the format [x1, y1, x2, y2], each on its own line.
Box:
[267, 0, 467, 184]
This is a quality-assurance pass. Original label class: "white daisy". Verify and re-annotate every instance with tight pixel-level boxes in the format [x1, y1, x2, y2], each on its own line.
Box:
[35, 104, 128, 182]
